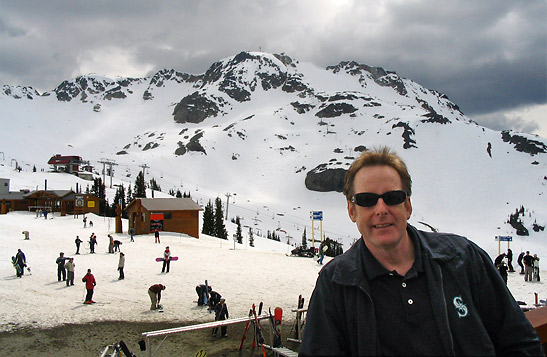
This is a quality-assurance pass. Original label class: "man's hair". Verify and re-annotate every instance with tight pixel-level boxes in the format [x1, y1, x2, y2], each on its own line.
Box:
[343, 146, 412, 200]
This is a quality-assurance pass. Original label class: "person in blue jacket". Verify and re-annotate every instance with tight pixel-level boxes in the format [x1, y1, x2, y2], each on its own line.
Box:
[300, 147, 542, 356]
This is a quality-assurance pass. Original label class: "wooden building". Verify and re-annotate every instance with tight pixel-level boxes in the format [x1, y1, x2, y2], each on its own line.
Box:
[48, 155, 85, 174]
[125, 198, 202, 238]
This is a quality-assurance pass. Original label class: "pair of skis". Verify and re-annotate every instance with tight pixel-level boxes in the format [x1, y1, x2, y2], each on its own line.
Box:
[294, 295, 305, 340]
[239, 302, 283, 355]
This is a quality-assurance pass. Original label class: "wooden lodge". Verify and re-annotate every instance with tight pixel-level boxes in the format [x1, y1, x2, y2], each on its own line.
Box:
[125, 198, 202, 238]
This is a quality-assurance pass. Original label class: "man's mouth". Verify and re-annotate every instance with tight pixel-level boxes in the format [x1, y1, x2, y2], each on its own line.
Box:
[373, 223, 392, 228]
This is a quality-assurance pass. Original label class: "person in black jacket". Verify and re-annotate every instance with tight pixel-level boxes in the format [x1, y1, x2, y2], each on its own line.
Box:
[211, 298, 229, 337]
[300, 147, 542, 356]
[517, 251, 525, 274]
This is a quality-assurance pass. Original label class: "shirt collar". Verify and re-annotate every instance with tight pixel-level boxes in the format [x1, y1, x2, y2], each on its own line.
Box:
[361, 225, 424, 280]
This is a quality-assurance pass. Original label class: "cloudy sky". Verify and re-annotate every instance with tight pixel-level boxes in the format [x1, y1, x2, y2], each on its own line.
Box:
[1, 0, 546, 137]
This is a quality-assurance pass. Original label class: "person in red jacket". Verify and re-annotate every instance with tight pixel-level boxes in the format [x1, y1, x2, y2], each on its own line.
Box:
[82, 269, 96, 304]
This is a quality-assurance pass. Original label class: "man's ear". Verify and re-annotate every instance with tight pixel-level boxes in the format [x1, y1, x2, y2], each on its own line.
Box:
[347, 200, 356, 222]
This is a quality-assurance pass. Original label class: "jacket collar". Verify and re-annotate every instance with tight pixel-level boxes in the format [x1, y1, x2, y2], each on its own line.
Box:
[331, 224, 459, 288]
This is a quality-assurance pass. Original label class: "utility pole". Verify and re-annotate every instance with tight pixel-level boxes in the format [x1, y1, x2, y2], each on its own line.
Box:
[225, 193, 232, 220]
[98, 159, 118, 188]
[139, 163, 149, 178]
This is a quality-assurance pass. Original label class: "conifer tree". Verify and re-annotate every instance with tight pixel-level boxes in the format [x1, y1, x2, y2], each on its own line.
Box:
[111, 184, 126, 218]
[134, 171, 147, 198]
[126, 185, 133, 204]
[202, 200, 215, 236]
[248, 228, 254, 247]
[149, 178, 161, 192]
[301, 227, 307, 249]
[176, 189, 182, 198]
[91, 177, 106, 215]
[235, 216, 243, 244]
[213, 197, 228, 239]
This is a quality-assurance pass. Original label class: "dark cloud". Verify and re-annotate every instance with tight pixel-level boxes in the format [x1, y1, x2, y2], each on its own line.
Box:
[0, 0, 545, 134]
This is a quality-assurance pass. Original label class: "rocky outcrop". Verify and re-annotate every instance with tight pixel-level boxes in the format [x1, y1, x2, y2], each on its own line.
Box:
[305, 164, 346, 192]
[172, 92, 220, 124]
[501, 131, 547, 156]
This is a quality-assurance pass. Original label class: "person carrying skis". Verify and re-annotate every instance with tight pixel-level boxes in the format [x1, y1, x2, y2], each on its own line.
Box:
[212, 298, 229, 337]
[300, 147, 542, 356]
[65, 257, 75, 286]
[161, 246, 171, 273]
[75, 235, 83, 255]
[82, 268, 96, 304]
[118, 252, 125, 280]
[317, 242, 328, 265]
[15, 249, 26, 278]
[148, 284, 165, 310]
[56, 252, 68, 281]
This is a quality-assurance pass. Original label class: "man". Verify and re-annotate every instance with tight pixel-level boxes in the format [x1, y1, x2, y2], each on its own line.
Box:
[518, 251, 525, 274]
[155, 229, 160, 243]
[65, 258, 75, 286]
[56, 252, 68, 281]
[212, 298, 229, 337]
[148, 284, 165, 310]
[161, 246, 171, 273]
[75, 235, 82, 255]
[300, 147, 542, 356]
[524, 251, 534, 281]
[82, 268, 96, 304]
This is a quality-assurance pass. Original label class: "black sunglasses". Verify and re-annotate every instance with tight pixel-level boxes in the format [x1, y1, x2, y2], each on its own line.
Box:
[350, 190, 408, 207]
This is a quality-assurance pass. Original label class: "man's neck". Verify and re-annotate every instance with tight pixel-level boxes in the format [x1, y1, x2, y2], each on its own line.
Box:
[366, 234, 415, 276]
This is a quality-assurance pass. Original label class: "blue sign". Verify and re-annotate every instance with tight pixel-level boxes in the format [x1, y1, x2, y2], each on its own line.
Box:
[311, 211, 323, 221]
[496, 236, 513, 242]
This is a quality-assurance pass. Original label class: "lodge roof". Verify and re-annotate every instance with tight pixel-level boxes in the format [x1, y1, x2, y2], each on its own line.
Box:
[48, 155, 82, 165]
[127, 198, 202, 212]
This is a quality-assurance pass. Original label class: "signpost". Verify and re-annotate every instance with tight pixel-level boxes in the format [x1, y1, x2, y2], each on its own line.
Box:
[495, 235, 513, 255]
[310, 211, 323, 248]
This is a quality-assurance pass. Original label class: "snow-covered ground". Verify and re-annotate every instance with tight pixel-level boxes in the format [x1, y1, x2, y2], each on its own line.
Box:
[1, 210, 545, 333]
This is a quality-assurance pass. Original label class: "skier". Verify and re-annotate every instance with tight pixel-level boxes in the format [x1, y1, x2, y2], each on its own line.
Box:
[118, 252, 125, 280]
[148, 284, 165, 310]
[317, 242, 328, 265]
[56, 252, 68, 281]
[161, 246, 171, 273]
[75, 235, 83, 255]
[65, 257, 75, 286]
[82, 269, 96, 304]
[212, 298, 229, 337]
[15, 249, 26, 278]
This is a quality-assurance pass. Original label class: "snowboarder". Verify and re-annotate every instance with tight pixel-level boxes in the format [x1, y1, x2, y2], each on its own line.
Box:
[113, 240, 122, 252]
[154, 230, 160, 243]
[82, 269, 96, 304]
[65, 257, 75, 286]
[212, 298, 229, 337]
[118, 252, 125, 280]
[56, 252, 68, 281]
[148, 284, 165, 310]
[14, 249, 26, 278]
[161, 246, 171, 273]
[75, 235, 83, 254]
[533, 254, 541, 282]
[317, 242, 328, 265]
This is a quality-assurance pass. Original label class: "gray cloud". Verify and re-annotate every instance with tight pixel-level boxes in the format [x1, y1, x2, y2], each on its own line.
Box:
[0, 0, 545, 134]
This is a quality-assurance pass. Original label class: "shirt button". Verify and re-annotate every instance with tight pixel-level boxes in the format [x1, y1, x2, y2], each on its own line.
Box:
[408, 299, 414, 305]
[402, 282, 407, 288]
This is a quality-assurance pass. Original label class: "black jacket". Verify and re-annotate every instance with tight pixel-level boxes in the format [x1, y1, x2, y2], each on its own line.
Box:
[300, 225, 542, 356]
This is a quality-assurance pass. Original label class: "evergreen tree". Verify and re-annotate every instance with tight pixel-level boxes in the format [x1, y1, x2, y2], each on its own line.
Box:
[91, 177, 107, 215]
[213, 197, 228, 239]
[126, 185, 133, 204]
[235, 216, 243, 244]
[111, 184, 127, 218]
[134, 171, 147, 198]
[176, 189, 182, 198]
[149, 178, 161, 192]
[168, 188, 175, 196]
[248, 228, 254, 247]
[201, 200, 215, 236]
[301, 227, 307, 249]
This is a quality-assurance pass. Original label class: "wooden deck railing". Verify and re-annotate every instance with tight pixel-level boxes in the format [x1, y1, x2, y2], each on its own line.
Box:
[525, 306, 547, 354]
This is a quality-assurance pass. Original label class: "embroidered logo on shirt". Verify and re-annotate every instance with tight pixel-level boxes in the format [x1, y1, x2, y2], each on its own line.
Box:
[453, 296, 468, 318]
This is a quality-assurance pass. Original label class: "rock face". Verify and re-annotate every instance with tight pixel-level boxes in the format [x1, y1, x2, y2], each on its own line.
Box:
[501, 131, 547, 156]
[305, 165, 347, 193]
[173, 92, 220, 124]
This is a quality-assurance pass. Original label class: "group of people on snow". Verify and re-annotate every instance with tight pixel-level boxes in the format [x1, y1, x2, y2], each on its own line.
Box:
[494, 249, 541, 284]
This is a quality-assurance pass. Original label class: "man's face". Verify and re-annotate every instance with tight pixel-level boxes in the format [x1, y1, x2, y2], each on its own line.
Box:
[347, 165, 412, 251]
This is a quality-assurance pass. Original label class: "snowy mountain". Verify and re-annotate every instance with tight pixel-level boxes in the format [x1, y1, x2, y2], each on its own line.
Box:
[1, 51, 546, 260]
